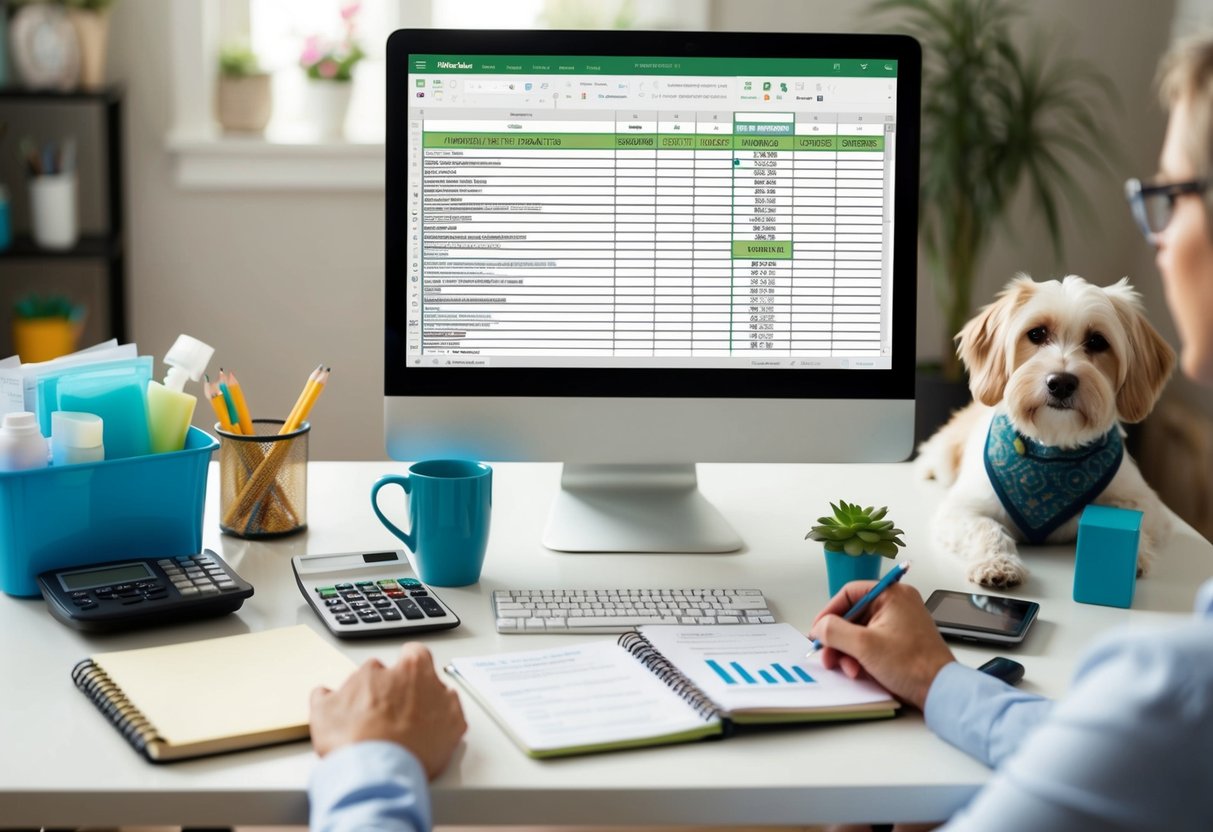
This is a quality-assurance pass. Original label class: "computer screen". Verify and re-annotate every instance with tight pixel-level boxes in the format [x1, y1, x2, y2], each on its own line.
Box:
[386, 30, 920, 552]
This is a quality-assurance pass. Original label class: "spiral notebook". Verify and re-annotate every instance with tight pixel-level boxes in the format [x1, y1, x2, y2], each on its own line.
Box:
[445, 623, 898, 758]
[71, 625, 357, 763]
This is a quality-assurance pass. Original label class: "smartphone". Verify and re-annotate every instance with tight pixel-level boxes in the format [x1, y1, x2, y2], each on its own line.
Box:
[925, 590, 1040, 645]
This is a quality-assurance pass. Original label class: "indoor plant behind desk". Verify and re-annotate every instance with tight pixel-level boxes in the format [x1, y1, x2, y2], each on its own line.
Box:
[807, 501, 905, 597]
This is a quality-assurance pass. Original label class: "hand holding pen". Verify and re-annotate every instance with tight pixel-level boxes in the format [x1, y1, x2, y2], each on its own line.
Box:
[807, 562, 956, 710]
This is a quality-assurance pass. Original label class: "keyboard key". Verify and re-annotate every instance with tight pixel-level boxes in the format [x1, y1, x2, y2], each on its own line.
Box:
[496, 618, 517, 630]
[568, 616, 670, 628]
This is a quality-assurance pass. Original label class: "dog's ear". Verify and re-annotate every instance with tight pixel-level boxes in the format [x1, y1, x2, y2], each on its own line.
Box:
[1105, 278, 1176, 423]
[957, 277, 1032, 406]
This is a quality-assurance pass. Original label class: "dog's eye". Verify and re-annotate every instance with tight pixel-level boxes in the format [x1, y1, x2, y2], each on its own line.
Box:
[1026, 327, 1048, 345]
[1085, 333, 1110, 353]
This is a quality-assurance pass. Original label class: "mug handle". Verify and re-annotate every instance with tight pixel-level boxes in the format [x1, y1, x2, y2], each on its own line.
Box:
[371, 474, 415, 552]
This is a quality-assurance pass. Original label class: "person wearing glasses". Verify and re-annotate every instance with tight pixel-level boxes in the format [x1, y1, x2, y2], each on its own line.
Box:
[817, 36, 1213, 832]
[303, 36, 1213, 832]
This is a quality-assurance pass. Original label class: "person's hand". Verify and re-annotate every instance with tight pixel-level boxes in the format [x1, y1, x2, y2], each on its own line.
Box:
[809, 581, 955, 710]
[310, 642, 467, 779]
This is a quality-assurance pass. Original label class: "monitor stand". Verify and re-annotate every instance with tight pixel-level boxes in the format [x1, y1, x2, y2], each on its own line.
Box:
[542, 463, 743, 553]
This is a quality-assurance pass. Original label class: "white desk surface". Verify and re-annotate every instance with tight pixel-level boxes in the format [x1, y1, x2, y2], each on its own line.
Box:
[2, 460, 1211, 827]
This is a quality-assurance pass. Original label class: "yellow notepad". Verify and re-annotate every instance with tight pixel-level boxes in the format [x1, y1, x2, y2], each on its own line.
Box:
[72, 625, 356, 762]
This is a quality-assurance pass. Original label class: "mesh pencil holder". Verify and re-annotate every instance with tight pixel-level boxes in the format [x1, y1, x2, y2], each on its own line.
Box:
[217, 419, 308, 539]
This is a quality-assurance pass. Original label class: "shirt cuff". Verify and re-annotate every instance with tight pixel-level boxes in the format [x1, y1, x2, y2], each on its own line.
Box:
[309, 740, 431, 832]
[924, 661, 1018, 765]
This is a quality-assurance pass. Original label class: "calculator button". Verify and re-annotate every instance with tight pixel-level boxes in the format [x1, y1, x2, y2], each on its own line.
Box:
[117, 590, 139, 598]
[156, 559, 173, 567]
[355, 580, 374, 587]
[377, 579, 397, 587]
[416, 598, 447, 618]
[142, 581, 162, 590]
[315, 586, 336, 594]
[197, 586, 220, 595]
[384, 589, 405, 598]
[380, 610, 402, 621]
[121, 597, 143, 605]
[95, 585, 115, 594]
[350, 601, 371, 610]
[178, 586, 199, 596]
[409, 589, 428, 597]
[398, 578, 422, 588]
[328, 604, 350, 614]
[94, 590, 115, 600]
[77, 601, 98, 611]
[334, 583, 353, 590]
[335, 614, 358, 625]
[358, 613, 382, 623]
[340, 591, 362, 601]
[70, 591, 90, 600]
[144, 591, 168, 601]
[396, 600, 424, 619]
[114, 583, 134, 592]
[216, 581, 237, 591]
[72, 597, 92, 606]
[324, 598, 345, 607]
[363, 589, 383, 598]
[371, 599, 393, 609]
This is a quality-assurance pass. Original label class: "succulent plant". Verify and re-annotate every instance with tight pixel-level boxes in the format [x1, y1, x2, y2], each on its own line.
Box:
[806, 501, 905, 558]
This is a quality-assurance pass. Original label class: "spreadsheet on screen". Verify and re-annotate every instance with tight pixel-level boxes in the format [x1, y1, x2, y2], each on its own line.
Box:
[406, 55, 898, 370]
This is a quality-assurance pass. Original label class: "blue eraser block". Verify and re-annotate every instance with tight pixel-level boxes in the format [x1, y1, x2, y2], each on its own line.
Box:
[1073, 505, 1142, 608]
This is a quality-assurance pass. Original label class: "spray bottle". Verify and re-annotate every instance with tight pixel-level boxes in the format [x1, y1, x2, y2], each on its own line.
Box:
[147, 334, 214, 454]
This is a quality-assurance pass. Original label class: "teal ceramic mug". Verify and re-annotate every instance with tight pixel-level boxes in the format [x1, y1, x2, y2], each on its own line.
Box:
[370, 460, 492, 587]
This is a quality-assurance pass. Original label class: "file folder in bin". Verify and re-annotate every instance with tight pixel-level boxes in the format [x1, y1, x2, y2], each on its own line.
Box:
[0, 427, 218, 596]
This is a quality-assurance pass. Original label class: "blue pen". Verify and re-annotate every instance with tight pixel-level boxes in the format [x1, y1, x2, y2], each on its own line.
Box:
[808, 560, 912, 654]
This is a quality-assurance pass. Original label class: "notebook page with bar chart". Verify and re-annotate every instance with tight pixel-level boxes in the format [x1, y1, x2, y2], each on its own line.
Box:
[637, 622, 895, 720]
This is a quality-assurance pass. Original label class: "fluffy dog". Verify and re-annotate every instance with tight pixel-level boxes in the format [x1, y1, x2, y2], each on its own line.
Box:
[916, 274, 1176, 587]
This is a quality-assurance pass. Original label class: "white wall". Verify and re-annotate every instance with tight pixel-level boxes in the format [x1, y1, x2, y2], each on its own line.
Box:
[102, 0, 1190, 460]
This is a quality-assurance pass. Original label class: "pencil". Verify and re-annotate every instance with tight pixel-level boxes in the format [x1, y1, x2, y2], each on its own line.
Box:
[205, 377, 237, 433]
[283, 367, 329, 433]
[225, 370, 255, 436]
[283, 363, 323, 433]
[217, 370, 241, 432]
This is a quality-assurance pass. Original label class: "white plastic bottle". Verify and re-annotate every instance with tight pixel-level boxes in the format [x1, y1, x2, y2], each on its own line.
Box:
[0, 412, 50, 471]
[51, 411, 104, 465]
[147, 335, 215, 454]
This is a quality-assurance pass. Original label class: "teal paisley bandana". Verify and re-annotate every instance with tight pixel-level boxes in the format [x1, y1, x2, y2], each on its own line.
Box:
[984, 412, 1124, 544]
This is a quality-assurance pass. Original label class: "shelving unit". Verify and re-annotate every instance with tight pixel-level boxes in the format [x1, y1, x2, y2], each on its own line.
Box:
[0, 85, 126, 343]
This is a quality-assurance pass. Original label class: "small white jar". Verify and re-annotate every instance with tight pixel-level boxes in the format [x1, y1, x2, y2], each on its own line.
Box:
[51, 411, 104, 465]
[0, 412, 50, 471]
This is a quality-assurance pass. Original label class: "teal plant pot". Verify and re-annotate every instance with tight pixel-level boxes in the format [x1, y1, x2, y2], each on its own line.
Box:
[824, 548, 884, 597]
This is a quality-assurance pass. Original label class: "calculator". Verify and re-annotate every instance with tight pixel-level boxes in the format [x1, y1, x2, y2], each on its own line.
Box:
[36, 550, 254, 632]
[292, 550, 460, 639]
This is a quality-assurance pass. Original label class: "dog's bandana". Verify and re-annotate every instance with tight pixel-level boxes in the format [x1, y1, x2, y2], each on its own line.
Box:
[984, 412, 1124, 544]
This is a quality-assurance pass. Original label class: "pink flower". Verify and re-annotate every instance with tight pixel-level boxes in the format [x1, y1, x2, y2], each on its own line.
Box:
[318, 59, 339, 78]
[299, 35, 322, 66]
[339, 2, 361, 21]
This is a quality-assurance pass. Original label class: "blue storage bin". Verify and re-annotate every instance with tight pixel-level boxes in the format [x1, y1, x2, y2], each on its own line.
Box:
[0, 426, 218, 597]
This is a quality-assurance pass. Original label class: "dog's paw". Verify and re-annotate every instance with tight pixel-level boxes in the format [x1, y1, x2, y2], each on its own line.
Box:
[1136, 547, 1154, 578]
[967, 557, 1028, 588]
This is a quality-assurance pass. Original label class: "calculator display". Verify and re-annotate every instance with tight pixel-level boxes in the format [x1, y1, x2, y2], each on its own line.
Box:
[60, 562, 154, 590]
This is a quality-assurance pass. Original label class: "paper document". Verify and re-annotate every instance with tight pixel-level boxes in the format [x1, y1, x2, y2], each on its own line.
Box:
[639, 623, 892, 714]
[447, 640, 718, 754]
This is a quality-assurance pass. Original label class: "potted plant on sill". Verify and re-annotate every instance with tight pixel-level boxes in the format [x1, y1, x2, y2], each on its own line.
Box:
[299, 1, 365, 140]
[807, 500, 905, 597]
[217, 42, 272, 134]
[877, 0, 1119, 445]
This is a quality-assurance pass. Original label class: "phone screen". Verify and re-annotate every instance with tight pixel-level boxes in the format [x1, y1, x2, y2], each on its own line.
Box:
[926, 591, 1037, 636]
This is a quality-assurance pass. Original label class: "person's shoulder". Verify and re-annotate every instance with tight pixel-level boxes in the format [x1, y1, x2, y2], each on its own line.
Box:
[1070, 619, 1213, 715]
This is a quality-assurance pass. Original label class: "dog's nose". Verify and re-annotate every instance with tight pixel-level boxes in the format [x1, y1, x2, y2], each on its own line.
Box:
[1046, 372, 1079, 400]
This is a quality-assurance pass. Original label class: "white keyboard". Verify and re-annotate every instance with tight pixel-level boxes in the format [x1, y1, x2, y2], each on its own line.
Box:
[492, 588, 775, 633]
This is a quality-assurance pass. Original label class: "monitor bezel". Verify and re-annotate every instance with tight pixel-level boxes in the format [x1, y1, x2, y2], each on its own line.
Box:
[387, 28, 920, 399]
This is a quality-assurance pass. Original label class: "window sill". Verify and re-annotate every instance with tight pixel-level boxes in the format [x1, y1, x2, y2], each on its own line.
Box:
[166, 129, 385, 191]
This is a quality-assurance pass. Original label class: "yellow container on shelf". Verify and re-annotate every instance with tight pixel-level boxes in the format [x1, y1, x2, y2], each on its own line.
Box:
[12, 318, 80, 364]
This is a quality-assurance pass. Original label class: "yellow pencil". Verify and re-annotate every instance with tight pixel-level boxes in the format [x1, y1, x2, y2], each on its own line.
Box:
[225, 370, 255, 436]
[283, 363, 323, 432]
[205, 378, 238, 433]
[283, 367, 329, 433]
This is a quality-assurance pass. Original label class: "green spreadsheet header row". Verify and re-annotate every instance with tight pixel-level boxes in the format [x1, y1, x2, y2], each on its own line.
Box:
[409, 55, 898, 77]
[423, 132, 886, 150]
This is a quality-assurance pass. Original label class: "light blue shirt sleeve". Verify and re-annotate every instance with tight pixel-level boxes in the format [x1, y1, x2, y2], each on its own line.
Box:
[928, 577, 1213, 832]
[309, 741, 431, 832]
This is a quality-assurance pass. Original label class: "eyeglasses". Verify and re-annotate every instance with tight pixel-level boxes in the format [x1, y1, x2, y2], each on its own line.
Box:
[1124, 177, 1209, 243]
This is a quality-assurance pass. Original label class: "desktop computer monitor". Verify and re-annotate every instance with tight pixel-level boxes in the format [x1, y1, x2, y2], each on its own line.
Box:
[387, 29, 920, 553]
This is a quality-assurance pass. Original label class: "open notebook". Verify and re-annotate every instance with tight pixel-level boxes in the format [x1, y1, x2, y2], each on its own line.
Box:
[72, 625, 356, 762]
[445, 623, 898, 758]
